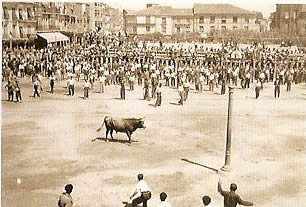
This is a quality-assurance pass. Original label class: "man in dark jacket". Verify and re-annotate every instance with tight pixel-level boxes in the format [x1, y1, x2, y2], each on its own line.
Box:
[218, 180, 254, 207]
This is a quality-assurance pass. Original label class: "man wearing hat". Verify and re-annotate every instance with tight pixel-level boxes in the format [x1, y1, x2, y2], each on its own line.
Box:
[130, 174, 151, 207]
[218, 180, 254, 207]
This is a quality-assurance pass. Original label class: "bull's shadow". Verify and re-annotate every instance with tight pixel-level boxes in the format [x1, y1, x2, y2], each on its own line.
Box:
[91, 137, 138, 144]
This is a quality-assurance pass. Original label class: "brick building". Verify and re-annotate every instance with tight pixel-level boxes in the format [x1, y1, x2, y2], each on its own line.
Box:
[271, 4, 306, 36]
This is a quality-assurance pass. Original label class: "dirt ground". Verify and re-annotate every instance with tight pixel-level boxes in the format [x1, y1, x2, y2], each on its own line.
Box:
[1, 78, 306, 207]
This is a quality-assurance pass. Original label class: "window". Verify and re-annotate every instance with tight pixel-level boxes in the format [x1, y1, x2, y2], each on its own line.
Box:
[245, 18, 249, 23]
[210, 16, 215, 23]
[3, 7, 9, 19]
[244, 26, 249, 30]
[221, 26, 226, 33]
[133, 26, 137, 33]
[210, 26, 215, 31]
[293, 11, 297, 19]
[186, 18, 190, 24]
[18, 9, 23, 20]
[221, 17, 226, 24]
[233, 16, 237, 23]
[162, 17, 166, 24]
[12, 25, 16, 36]
[162, 25, 166, 33]
[146, 26, 150, 32]
[27, 8, 32, 19]
[285, 12, 289, 19]
[177, 17, 181, 23]
[199, 16, 204, 24]
[200, 26, 204, 32]
[177, 27, 181, 32]
[12, 8, 17, 19]
[146, 16, 150, 24]
[19, 26, 24, 38]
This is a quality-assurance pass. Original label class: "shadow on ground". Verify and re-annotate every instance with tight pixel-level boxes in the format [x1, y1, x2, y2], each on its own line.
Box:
[91, 137, 138, 144]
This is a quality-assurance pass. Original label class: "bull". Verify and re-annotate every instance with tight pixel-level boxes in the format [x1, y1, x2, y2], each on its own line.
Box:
[96, 116, 146, 142]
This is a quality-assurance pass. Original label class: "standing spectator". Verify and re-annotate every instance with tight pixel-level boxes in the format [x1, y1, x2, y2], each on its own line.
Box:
[218, 180, 254, 207]
[5, 81, 14, 102]
[221, 78, 226, 95]
[178, 83, 184, 105]
[33, 79, 40, 98]
[15, 82, 22, 103]
[58, 184, 73, 207]
[157, 192, 172, 207]
[83, 79, 90, 99]
[255, 80, 262, 99]
[155, 83, 162, 106]
[50, 75, 56, 94]
[209, 73, 215, 92]
[274, 78, 281, 99]
[68, 77, 75, 96]
[144, 78, 150, 101]
[98, 75, 106, 93]
[120, 77, 126, 100]
[286, 74, 293, 91]
[129, 75, 135, 91]
[183, 81, 190, 101]
[130, 174, 151, 207]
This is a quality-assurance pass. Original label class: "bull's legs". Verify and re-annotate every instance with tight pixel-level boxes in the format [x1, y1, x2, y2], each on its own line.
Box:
[126, 131, 132, 142]
[110, 130, 114, 140]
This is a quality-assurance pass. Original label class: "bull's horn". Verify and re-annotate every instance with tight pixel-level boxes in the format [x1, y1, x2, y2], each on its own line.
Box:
[141, 116, 145, 120]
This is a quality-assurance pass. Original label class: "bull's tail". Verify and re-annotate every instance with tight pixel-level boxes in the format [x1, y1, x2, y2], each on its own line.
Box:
[96, 116, 108, 132]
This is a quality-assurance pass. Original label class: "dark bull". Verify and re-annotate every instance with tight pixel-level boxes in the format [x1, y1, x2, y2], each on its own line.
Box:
[96, 116, 146, 142]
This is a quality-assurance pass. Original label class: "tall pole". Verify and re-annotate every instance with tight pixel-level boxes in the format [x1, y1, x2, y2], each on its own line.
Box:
[221, 86, 234, 172]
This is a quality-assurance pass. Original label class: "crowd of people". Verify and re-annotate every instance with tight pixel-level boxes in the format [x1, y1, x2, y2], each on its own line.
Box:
[2, 30, 306, 104]
[58, 174, 255, 207]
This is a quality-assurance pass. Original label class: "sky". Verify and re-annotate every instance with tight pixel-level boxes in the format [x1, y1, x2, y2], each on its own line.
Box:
[100, 0, 306, 18]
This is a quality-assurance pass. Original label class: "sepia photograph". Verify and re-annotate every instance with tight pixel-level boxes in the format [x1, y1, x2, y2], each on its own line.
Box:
[1, 0, 306, 206]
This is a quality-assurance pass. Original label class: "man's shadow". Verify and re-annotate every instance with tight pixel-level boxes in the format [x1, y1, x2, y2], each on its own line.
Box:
[91, 137, 138, 145]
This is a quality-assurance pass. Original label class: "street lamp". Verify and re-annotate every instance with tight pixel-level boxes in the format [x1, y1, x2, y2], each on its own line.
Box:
[221, 86, 234, 172]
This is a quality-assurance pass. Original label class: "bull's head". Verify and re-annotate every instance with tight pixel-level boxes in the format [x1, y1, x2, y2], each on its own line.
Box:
[138, 118, 146, 129]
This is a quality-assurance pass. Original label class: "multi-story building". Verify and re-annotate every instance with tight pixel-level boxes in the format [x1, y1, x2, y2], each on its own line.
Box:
[193, 4, 259, 34]
[2, 2, 123, 46]
[124, 3, 260, 35]
[124, 4, 193, 35]
[2, 2, 37, 41]
[271, 4, 306, 36]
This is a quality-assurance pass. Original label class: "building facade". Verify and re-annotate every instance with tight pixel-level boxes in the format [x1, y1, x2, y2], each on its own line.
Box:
[2, 2, 123, 44]
[193, 4, 259, 34]
[2, 2, 37, 41]
[124, 3, 260, 36]
[271, 4, 306, 36]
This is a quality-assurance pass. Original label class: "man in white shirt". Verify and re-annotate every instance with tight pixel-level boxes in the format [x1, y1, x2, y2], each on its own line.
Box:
[98, 75, 106, 93]
[157, 192, 171, 207]
[130, 174, 151, 207]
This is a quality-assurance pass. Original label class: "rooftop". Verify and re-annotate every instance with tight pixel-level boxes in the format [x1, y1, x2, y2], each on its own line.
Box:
[193, 3, 255, 15]
[136, 6, 193, 16]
